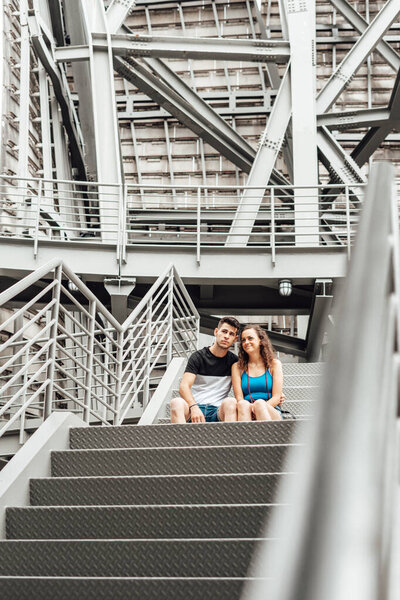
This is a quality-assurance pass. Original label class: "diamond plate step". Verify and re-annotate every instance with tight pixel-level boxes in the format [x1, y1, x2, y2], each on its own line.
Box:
[30, 473, 290, 507]
[6, 504, 283, 540]
[283, 387, 318, 401]
[52, 444, 298, 478]
[70, 421, 302, 450]
[0, 539, 273, 577]
[0, 577, 253, 600]
[282, 362, 323, 375]
[282, 374, 322, 386]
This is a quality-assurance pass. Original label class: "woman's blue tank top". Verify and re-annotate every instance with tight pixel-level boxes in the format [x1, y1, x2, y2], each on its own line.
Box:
[241, 370, 273, 402]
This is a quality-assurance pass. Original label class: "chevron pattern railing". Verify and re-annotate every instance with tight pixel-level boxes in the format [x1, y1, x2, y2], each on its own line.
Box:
[0, 260, 199, 441]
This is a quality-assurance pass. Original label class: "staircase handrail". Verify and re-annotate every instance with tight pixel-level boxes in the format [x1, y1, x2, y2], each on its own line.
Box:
[245, 161, 399, 600]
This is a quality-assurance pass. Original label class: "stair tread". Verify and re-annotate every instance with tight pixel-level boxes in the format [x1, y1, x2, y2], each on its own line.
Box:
[0, 577, 257, 600]
[0, 538, 274, 577]
[70, 420, 303, 449]
[7, 503, 285, 540]
[51, 444, 301, 477]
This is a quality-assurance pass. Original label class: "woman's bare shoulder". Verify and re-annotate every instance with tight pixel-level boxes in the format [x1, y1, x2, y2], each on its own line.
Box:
[270, 358, 282, 371]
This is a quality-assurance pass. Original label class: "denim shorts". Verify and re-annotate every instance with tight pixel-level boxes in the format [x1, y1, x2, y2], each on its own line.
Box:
[188, 403, 220, 422]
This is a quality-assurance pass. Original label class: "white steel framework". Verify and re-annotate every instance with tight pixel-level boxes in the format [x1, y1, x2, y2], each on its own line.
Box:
[0, 0, 399, 290]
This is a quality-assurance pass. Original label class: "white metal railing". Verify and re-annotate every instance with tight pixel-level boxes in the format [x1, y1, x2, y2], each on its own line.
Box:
[244, 162, 399, 600]
[0, 259, 199, 442]
[0, 174, 373, 262]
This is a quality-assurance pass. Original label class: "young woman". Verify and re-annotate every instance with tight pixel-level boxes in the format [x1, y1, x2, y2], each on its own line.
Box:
[232, 324, 283, 421]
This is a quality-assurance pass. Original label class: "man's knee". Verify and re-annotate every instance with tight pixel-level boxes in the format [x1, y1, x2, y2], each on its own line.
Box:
[170, 397, 185, 412]
[221, 396, 237, 411]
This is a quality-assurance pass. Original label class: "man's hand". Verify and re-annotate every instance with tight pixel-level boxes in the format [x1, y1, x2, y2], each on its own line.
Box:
[190, 405, 205, 423]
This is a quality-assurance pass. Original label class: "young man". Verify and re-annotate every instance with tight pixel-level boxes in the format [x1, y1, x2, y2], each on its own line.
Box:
[170, 316, 240, 423]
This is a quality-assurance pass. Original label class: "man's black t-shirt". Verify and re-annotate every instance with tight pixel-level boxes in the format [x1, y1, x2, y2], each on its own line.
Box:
[185, 346, 238, 406]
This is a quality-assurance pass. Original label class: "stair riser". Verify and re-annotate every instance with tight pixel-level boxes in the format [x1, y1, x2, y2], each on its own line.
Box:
[7, 505, 280, 540]
[51, 445, 294, 477]
[0, 540, 271, 577]
[69, 421, 301, 450]
[0, 578, 252, 600]
[30, 473, 288, 506]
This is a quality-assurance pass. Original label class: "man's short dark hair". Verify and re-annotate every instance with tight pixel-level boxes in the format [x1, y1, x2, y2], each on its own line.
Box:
[217, 316, 240, 331]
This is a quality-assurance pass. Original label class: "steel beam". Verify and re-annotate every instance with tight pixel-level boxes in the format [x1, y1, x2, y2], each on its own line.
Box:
[77, 0, 123, 244]
[317, 0, 400, 113]
[317, 127, 366, 186]
[106, 0, 136, 34]
[318, 107, 392, 130]
[54, 34, 291, 63]
[141, 56, 255, 161]
[225, 65, 292, 247]
[284, 0, 319, 246]
[115, 55, 290, 190]
[251, 0, 294, 181]
[28, 13, 87, 181]
[0, 238, 348, 281]
[79, 0, 122, 187]
[114, 56, 254, 173]
[351, 69, 400, 166]
[329, 0, 400, 71]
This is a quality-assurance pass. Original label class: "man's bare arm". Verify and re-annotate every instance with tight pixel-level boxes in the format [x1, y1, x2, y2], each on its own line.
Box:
[179, 372, 205, 423]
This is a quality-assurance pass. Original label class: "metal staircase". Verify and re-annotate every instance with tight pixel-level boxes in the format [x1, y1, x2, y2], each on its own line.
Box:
[0, 361, 318, 599]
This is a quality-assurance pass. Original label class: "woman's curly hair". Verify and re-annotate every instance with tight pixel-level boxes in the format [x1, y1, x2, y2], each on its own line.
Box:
[238, 324, 275, 372]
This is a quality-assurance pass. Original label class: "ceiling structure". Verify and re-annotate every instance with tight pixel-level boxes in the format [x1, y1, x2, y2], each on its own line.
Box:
[0, 0, 399, 353]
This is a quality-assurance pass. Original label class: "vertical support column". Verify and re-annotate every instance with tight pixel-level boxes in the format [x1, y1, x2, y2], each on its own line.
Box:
[284, 0, 319, 247]
[80, 0, 123, 244]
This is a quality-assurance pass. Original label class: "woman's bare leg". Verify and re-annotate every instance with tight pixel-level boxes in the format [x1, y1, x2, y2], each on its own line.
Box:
[237, 399, 252, 421]
[252, 399, 272, 421]
[266, 405, 282, 421]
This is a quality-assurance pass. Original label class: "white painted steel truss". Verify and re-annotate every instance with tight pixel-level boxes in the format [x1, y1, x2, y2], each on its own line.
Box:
[0, 0, 399, 251]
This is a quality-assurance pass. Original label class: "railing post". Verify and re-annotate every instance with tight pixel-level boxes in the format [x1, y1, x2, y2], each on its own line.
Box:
[122, 182, 128, 264]
[345, 185, 351, 260]
[142, 299, 152, 408]
[114, 329, 124, 425]
[271, 187, 276, 266]
[83, 299, 96, 424]
[117, 183, 123, 265]
[43, 264, 62, 420]
[197, 187, 201, 265]
[33, 179, 43, 258]
[167, 269, 174, 365]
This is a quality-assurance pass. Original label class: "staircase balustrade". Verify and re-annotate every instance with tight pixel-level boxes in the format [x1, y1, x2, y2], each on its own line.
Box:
[0, 174, 371, 262]
[0, 259, 199, 441]
[244, 162, 400, 600]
